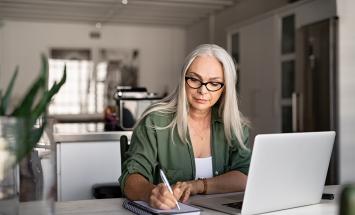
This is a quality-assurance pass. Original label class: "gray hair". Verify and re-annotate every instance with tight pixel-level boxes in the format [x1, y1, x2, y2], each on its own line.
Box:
[137, 44, 248, 148]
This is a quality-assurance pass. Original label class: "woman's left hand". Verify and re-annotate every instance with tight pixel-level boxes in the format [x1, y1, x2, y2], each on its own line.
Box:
[172, 181, 202, 203]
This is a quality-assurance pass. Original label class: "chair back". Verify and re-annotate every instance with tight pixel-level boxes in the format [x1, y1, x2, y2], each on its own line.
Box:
[120, 135, 129, 172]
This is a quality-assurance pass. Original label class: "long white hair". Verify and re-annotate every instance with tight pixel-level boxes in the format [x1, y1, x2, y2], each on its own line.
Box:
[137, 44, 248, 148]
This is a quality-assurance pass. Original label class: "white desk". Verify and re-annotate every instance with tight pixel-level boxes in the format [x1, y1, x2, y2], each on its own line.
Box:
[20, 185, 340, 215]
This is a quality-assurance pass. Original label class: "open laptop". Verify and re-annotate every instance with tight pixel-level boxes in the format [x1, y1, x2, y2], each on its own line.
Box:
[191, 131, 335, 215]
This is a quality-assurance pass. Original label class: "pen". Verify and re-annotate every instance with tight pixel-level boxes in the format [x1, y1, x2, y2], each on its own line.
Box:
[159, 169, 181, 210]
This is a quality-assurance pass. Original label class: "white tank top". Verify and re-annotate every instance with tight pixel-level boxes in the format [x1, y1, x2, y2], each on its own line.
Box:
[195, 156, 213, 179]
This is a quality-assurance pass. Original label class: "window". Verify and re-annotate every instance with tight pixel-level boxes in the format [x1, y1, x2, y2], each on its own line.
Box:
[48, 59, 97, 114]
[48, 49, 105, 133]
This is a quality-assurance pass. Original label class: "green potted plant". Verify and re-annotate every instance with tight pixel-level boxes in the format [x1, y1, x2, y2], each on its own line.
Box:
[340, 184, 355, 215]
[0, 55, 66, 215]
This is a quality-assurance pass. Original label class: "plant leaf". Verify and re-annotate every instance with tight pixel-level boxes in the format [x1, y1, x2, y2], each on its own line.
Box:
[16, 121, 46, 163]
[4, 55, 66, 163]
[0, 66, 18, 115]
[0, 90, 2, 109]
[40, 54, 49, 89]
[11, 58, 47, 116]
[11, 77, 44, 116]
[32, 66, 66, 119]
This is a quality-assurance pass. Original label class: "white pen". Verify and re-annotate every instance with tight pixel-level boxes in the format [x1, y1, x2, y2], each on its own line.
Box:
[159, 169, 181, 210]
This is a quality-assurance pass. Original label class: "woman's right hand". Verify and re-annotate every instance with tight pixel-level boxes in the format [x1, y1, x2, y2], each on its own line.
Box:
[148, 183, 180, 210]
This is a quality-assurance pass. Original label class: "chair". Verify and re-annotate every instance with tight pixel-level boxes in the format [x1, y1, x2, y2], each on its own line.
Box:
[92, 135, 129, 199]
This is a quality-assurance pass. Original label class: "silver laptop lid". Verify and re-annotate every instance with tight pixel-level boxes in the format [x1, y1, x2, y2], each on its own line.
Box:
[241, 131, 335, 215]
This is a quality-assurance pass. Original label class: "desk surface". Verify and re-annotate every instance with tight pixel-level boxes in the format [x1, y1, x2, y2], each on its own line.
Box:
[20, 185, 340, 215]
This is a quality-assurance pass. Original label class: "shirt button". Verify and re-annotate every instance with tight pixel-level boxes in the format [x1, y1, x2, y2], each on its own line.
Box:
[215, 171, 219, 175]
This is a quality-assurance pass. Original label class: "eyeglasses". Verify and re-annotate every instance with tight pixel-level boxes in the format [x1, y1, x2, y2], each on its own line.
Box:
[185, 77, 224, 92]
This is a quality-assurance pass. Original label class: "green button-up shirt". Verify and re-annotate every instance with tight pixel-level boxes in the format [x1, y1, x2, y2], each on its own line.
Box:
[119, 108, 251, 194]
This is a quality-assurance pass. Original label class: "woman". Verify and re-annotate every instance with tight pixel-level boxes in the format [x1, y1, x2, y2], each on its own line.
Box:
[119, 44, 251, 209]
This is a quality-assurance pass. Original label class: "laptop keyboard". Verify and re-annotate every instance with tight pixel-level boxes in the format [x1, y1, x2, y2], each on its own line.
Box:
[223, 201, 243, 210]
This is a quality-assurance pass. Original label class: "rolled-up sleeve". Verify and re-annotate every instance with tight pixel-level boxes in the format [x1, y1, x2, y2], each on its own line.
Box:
[229, 127, 252, 175]
[118, 116, 158, 194]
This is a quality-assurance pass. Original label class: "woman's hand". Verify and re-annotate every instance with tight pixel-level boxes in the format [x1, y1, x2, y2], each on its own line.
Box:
[148, 183, 180, 210]
[173, 180, 203, 203]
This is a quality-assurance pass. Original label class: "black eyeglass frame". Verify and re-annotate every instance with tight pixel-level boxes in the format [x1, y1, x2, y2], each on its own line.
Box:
[185, 76, 224, 92]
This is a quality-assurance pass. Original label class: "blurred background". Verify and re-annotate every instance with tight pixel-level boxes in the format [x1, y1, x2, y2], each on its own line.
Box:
[0, 0, 354, 202]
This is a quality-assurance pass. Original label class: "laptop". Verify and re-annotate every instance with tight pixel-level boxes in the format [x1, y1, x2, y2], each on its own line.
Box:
[191, 131, 335, 215]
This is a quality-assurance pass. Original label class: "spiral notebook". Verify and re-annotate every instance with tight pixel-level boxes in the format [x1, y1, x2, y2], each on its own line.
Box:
[123, 200, 201, 215]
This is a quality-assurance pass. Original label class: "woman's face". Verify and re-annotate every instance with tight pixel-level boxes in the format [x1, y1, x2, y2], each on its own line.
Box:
[185, 55, 225, 113]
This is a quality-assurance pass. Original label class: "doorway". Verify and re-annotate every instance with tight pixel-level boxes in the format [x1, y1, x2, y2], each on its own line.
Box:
[296, 18, 338, 184]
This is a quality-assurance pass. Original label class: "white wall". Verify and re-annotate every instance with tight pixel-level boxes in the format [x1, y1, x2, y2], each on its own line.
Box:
[186, 19, 209, 53]
[214, 0, 288, 48]
[236, 16, 280, 142]
[186, 0, 288, 52]
[0, 20, 186, 104]
[186, 0, 336, 56]
[336, 0, 355, 184]
[294, 0, 336, 28]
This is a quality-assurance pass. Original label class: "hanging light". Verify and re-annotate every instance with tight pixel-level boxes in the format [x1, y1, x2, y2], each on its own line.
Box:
[95, 22, 102, 29]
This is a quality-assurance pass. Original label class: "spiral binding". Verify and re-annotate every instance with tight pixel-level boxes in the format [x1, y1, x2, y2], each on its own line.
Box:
[123, 200, 154, 215]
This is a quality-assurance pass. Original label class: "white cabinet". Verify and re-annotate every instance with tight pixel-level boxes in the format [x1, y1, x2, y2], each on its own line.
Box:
[55, 132, 131, 201]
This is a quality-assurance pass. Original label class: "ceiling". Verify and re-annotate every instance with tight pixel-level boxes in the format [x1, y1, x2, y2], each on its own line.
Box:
[0, 0, 241, 27]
